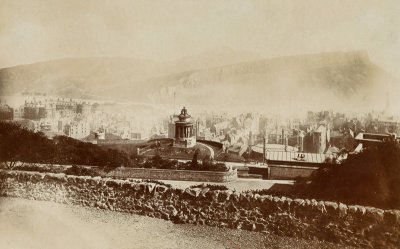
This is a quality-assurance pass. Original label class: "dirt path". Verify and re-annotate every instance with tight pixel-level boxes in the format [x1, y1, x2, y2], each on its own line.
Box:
[0, 197, 354, 249]
[161, 178, 294, 192]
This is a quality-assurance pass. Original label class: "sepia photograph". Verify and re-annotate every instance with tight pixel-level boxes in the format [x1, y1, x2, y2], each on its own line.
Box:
[0, 0, 399, 248]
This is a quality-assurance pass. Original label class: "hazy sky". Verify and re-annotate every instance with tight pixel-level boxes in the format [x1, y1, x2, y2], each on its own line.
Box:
[1, 0, 399, 76]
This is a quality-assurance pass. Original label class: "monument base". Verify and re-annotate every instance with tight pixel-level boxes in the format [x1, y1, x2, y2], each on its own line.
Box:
[173, 136, 196, 148]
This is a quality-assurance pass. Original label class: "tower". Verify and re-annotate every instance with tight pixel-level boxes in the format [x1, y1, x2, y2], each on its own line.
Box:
[173, 107, 196, 148]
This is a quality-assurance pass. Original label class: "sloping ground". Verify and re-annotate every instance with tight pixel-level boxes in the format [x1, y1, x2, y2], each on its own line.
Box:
[0, 197, 351, 249]
[1, 51, 397, 112]
[145, 51, 399, 111]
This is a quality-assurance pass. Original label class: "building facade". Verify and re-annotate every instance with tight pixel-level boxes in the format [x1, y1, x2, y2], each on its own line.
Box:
[0, 103, 13, 120]
[64, 121, 90, 139]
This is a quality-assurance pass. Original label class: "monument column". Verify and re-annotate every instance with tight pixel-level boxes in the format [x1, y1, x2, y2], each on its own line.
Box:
[173, 106, 196, 148]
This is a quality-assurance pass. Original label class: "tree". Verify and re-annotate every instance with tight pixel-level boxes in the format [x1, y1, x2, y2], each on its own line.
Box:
[191, 149, 200, 168]
[130, 154, 145, 167]
[0, 122, 133, 169]
[299, 140, 400, 209]
[0, 122, 30, 169]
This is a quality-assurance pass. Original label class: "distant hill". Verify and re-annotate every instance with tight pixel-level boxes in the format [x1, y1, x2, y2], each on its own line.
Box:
[0, 47, 260, 100]
[0, 50, 398, 112]
[145, 51, 399, 112]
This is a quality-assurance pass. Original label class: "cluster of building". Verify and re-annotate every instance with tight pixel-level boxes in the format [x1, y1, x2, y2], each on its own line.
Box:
[2, 94, 399, 157]
[164, 108, 400, 160]
[0, 97, 161, 141]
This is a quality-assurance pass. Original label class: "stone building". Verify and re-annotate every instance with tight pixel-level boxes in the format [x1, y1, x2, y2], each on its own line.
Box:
[312, 124, 330, 153]
[174, 107, 196, 148]
[0, 103, 13, 120]
[64, 121, 90, 139]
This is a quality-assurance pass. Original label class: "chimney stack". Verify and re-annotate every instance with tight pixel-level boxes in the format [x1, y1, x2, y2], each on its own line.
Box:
[282, 129, 288, 151]
[285, 136, 288, 152]
[299, 132, 304, 152]
[263, 135, 266, 164]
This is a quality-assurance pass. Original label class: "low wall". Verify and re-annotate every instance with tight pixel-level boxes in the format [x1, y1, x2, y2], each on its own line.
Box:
[0, 170, 399, 248]
[268, 165, 318, 180]
[196, 139, 223, 149]
[101, 168, 237, 183]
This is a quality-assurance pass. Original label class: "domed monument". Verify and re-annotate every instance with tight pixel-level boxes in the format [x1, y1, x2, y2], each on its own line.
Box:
[174, 107, 196, 148]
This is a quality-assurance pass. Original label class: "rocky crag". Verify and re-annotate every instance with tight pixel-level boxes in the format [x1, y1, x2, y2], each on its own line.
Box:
[1, 170, 399, 248]
[1, 51, 397, 112]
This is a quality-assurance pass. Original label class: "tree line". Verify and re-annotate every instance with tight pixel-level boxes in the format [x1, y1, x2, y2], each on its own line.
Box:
[0, 121, 129, 169]
[0, 121, 228, 172]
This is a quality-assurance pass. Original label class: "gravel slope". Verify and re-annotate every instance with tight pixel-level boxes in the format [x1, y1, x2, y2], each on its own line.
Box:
[0, 197, 356, 249]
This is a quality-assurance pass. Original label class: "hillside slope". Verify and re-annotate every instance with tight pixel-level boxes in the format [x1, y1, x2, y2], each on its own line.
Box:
[146, 51, 398, 112]
[0, 51, 397, 112]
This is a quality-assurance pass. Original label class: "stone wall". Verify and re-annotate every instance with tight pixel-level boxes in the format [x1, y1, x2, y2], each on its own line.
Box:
[100, 168, 237, 182]
[268, 165, 317, 180]
[0, 170, 399, 248]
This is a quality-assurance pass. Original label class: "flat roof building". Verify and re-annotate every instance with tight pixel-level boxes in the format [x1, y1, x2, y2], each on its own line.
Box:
[355, 132, 399, 147]
[266, 151, 328, 167]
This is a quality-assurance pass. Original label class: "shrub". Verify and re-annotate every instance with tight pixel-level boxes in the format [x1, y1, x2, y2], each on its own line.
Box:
[64, 165, 99, 177]
[13, 164, 64, 174]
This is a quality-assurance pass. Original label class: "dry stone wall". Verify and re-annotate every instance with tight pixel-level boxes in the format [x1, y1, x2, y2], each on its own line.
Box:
[100, 168, 237, 182]
[0, 170, 399, 249]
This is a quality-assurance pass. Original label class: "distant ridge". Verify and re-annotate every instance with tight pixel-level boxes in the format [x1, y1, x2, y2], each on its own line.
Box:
[0, 50, 398, 112]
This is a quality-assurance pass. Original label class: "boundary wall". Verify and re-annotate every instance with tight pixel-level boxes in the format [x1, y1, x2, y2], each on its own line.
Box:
[0, 170, 399, 248]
